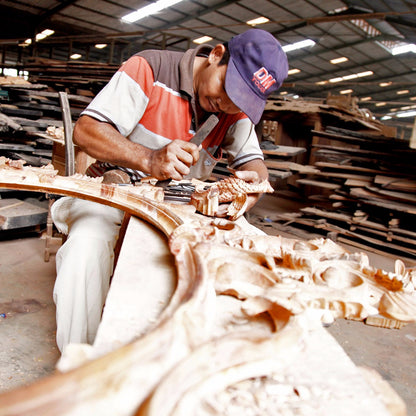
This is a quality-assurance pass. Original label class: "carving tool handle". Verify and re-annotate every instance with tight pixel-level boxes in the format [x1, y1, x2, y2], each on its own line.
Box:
[190, 114, 219, 146]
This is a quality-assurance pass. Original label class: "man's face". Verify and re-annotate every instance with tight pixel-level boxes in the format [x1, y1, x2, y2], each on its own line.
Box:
[196, 46, 241, 115]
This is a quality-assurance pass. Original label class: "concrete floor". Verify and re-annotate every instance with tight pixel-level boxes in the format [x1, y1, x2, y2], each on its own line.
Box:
[0, 194, 415, 414]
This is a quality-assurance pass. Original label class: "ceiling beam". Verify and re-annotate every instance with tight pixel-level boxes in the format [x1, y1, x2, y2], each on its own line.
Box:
[35, 0, 79, 29]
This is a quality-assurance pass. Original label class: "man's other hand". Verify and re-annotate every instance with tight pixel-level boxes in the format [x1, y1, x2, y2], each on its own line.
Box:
[150, 140, 201, 180]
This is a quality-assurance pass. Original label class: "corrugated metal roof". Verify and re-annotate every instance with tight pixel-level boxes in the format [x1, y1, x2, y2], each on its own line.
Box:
[0, 0, 415, 122]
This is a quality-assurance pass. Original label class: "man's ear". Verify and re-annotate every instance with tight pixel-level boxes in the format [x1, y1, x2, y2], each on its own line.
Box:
[208, 44, 226, 65]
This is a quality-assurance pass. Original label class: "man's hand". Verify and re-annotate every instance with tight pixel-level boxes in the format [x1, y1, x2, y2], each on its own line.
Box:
[234, 169, 260, 183]
[150, 140, 201, 180]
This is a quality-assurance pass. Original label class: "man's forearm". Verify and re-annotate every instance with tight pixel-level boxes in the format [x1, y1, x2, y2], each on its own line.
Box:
[73, 115, 201, 180]
[236, 158, 269, 181]
[73, 115, 152, 174]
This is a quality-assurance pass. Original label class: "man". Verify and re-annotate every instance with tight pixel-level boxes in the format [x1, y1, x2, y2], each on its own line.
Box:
[52, 28, 288, 352]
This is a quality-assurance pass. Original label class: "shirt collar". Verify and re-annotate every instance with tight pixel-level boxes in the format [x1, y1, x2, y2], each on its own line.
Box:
[179, 44, 213, 98]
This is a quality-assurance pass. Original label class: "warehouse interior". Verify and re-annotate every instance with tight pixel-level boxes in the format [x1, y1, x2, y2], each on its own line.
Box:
[0, 1, 416, 415]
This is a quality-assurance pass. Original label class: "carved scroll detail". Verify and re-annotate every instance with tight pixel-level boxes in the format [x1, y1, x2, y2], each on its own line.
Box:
[190, 176, 274, 220]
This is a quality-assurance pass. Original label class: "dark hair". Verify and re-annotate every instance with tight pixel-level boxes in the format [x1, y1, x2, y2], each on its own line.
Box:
[219, 42, 230, 66]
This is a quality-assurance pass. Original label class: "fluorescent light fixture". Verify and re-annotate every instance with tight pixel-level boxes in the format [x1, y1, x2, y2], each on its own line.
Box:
[25, 29, 55, 44]
[375, 102, 386, 107]
[381, 115, 392, 120]
[36, 29, 55, 41]
[279, 91, 288, 95]
[379, 82, 392, 87]
[247, 17, 269, 26]
[3, 68, 18, 77]
[342, 74, 358, 80]
[122, 0, 184, 23]
[357, 71, 373, 77]
[70, 53, 82, 60]
[316, 80, 328, 85]
[330, 70, 374, 83]
[330, 57, 348, 64]
[95, 43, 108, 49]
[288, 68, 301, 75]
[410, 96, 416, 101]
[340, 89, 353, 94]
[392, 43, 416, 55]
[282, 39, 315, 53]
[397, 90, 409, 95]
[193, 36, 213, 44]
[397, 110, 416, 118]
[360, 96, 372, 101]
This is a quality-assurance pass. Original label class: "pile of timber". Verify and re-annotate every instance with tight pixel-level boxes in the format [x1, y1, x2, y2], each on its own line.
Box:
[23, 57, 118, 95]
[0, 77, 92, 166]
[0, 77, 94, 232]
[276, 126, 416, 259]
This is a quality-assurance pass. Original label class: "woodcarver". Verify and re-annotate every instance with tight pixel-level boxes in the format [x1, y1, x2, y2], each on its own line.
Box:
[49, 29, 289, 353]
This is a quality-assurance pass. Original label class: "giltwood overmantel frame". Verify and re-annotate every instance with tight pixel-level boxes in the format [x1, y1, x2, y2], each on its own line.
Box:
[0, 159, 414, 416]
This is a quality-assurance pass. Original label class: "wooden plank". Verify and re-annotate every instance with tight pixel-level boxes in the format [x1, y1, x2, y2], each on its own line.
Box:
[0, 106, 43, 118]
[365, 186, 416, 204]
[315, 161, 388, 175]
[324, 126, 403, 144]
[313, 144, 394, 158]
[345, 179, 373, 187]
[276, 214, 416, 258]
[349, 188, 416, 214]
[0, 113, 22, 131]
[374, 176, 416, 193]
[312, 128, 411, 150]
[0, 198, 48, 230]
[266, 168, 292, 179]
[0, 143, 36, 152]
[94, 216, 177, 355]
[8, 117, 63, 128]
[301, 206, 416, 239]
[314, 171, 373, 181]
[262, 145, 306, 157]
[296, 178, 341, 189]
[58, 92, 75, 176]
[264, 159, 319, 173]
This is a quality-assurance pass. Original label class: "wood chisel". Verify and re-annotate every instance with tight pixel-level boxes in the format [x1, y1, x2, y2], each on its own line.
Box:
[156, 114, 220, 189]
[189, 114, 219, 146]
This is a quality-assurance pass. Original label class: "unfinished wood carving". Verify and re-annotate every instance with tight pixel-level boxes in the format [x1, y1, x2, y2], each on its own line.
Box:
[0, 157, 414, 416]
[190, 176, 274, 220]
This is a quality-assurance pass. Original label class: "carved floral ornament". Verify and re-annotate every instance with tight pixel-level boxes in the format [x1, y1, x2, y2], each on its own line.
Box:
[0, 157, 414, 415]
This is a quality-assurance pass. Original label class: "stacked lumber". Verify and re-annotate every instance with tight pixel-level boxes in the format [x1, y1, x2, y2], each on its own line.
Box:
[23, 57, 118, 95]
[0, 77, 92, 166]
[277, 125, 416, 259]
[0, 77, 93, 232]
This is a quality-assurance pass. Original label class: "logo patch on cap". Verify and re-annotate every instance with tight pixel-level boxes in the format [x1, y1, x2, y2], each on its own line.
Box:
[252, 67, 277, 94]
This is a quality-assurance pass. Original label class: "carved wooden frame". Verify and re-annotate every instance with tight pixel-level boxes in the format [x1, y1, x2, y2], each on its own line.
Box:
[0, 159, 414, 416]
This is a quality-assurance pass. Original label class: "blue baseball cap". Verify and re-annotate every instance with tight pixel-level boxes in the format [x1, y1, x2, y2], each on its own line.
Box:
[225, 29, 288, 124]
